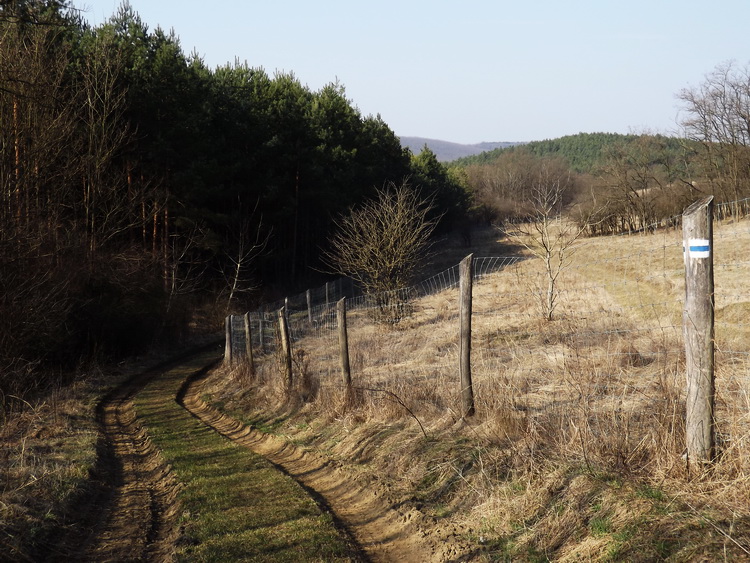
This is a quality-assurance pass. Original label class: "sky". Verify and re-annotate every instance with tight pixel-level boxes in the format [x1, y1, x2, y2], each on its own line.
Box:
[73, 0, 750, 144]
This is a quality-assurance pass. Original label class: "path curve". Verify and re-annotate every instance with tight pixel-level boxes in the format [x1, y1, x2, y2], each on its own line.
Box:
[80, 363, 186, 562]
[48, 348, 472, 561]
[44, 350, 219, 562]
[178, 368, 473, 562]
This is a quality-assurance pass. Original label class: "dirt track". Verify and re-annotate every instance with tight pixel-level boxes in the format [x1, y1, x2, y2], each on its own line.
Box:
[52, 350, 473, 561]
[66, 361, 186, 562]
[178, 368, 474, 562]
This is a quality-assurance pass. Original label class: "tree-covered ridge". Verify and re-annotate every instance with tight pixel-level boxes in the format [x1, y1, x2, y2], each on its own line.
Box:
[459, 126, 732, 237]
[454, 132, 687, 174]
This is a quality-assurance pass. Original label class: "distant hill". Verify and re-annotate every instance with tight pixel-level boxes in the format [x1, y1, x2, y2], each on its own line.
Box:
[452, 132, 689, 174]
[399, 137, 523, 162]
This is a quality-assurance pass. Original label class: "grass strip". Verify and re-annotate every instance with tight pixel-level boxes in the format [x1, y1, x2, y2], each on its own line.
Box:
[134, 351, 356, 562]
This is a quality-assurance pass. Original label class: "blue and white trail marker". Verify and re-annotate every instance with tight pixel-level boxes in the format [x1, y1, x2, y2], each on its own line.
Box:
[688, 238, 711, 259]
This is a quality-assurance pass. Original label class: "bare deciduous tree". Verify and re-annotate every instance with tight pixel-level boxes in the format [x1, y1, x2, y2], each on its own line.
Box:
[506, 164, 586, 321]
[678, 61, 750, 206]
[323, 181, 437, 322]
[222, 211, 271, 314]
[78, 26, 135, 255]
[596, 134, 694, 233]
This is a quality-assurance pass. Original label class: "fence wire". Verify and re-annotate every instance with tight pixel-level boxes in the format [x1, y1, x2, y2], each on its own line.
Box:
[234, 200, 750, 454]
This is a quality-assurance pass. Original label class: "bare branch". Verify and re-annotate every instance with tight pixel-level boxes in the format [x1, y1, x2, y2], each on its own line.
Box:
[505, 165, 586, 321]
[322, 181, 438, 323]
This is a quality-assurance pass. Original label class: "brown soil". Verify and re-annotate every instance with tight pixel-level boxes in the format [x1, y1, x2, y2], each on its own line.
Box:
[178, 368, 475, 562]
[43, 350, 473, 561]
[83, 374, 182, 561]
[40, 359, 189, 562]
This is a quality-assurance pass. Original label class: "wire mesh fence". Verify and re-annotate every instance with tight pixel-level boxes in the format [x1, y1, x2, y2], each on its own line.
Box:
[228, 199, 750, 462]
[237, 256, 524, 350]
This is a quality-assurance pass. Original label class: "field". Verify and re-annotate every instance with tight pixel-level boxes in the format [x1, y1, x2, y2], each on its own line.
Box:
[3, 212, 750, 561]
[209, 214, 750, 561]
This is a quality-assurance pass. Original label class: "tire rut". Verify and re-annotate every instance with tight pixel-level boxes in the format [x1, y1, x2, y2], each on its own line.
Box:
[82, 376, 183, 562]
[177, 369, 474, 563]
[45, 347, 221, 562]
[46, 346, 472, 561]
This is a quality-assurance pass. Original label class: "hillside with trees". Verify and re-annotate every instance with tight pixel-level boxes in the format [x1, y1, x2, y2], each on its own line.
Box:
[0, 0, 469, 396]
[4, 0, 750, 414]
[456, 126, 747, 236]
[454, 131, 689, 174]
[6, 2, 750, 559]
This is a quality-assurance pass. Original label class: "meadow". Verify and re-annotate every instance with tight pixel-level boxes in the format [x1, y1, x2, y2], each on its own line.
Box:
[211, 212, 750, 560]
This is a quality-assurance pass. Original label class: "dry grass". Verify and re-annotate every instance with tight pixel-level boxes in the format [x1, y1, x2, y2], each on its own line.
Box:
[0, 332, 223, 561]
[206, 219, 750, 560]
[0, 377, 101, 561]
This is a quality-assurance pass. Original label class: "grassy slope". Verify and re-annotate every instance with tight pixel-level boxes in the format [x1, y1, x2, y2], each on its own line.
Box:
[204, 219, 750, 561]
[0, 348, 357, 562]
[133, 351, 356, 562]
[0, 379, 101, 561]
[3, 218, 750, 561]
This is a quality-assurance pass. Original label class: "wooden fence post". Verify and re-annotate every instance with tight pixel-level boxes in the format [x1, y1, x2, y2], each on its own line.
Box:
[243, 312, 255, 376]
[278, 306, 293, 390]
[336, 298, 352, 389]
[459, 254, 475, 417]
[306, 289, 313, 324]
[325, 281, 331, 310]
[683, 196, 715, 464]
[224, 315, 233, 365]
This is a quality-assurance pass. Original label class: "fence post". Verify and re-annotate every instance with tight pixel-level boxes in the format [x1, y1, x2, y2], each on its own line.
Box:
[459, 254, 475, 417]
[306, 289, 313, 324]
[278, 306, 293, 390]
[325, 281, 331, 310]
[224, 315, 233, 365]
[682, 196, 715, 464]
[336, 298, 352, 389]
[243, 312, 255, 376]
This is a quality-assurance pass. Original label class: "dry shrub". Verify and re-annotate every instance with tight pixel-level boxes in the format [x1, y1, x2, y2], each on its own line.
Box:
[365, 291, 417, 325]
[293, 349, 319, 402]
[226, 361, 255, 387]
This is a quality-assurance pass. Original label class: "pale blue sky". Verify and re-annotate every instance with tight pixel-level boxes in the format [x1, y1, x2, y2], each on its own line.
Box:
[74, 1, 749, 144]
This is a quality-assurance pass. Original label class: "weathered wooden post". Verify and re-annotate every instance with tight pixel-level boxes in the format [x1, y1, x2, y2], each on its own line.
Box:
[459, 254, 475, 417]
[224, 315, 233, 365]
[325, 281, 331, 310]
[278, 306, 293, 390]
[682, 196, 715, 464]
[243, 312, 255, 376]
[336, 298, 352, 389]
[306, 289, 313, 325]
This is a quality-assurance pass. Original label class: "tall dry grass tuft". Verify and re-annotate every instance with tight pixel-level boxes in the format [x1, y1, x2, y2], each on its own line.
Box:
[0, 379, 101, 560]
